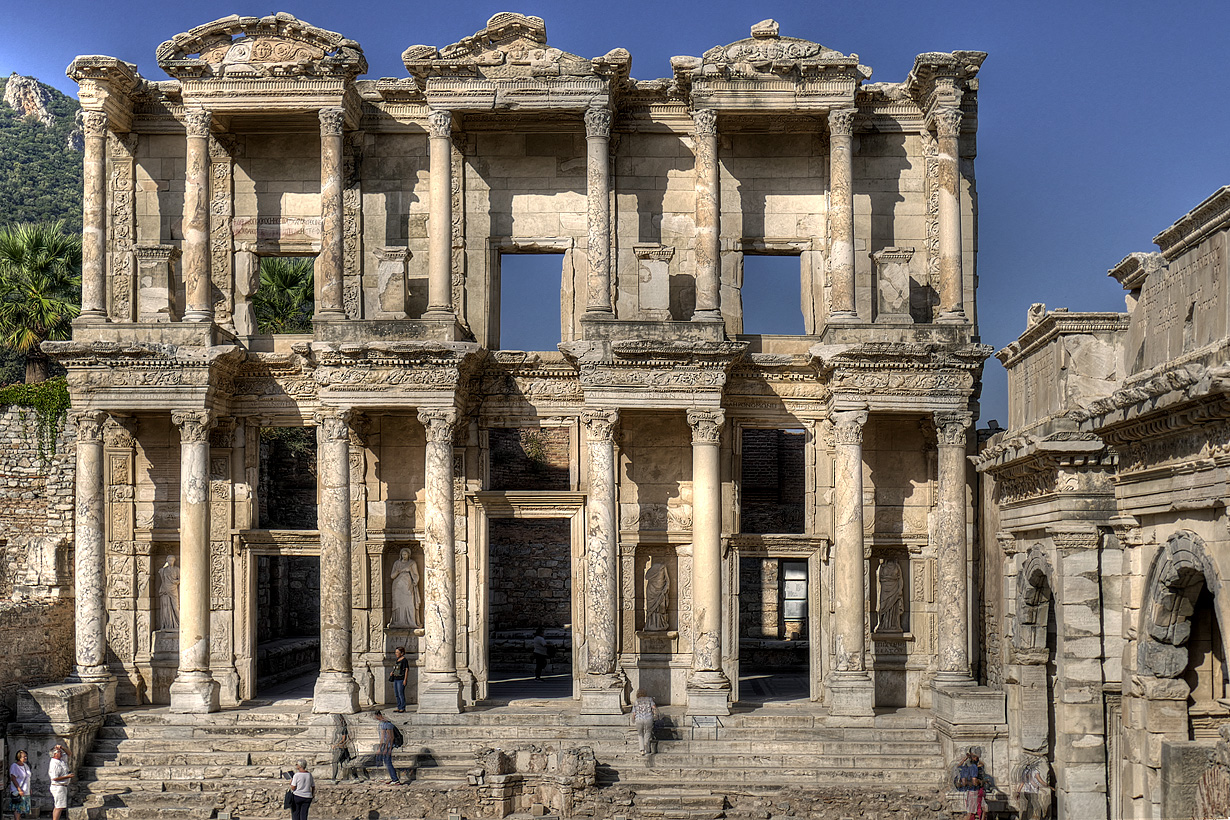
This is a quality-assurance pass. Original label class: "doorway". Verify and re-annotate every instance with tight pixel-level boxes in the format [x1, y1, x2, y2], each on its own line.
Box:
[254, 554, 320, 697]
[737, 555, 813, 703]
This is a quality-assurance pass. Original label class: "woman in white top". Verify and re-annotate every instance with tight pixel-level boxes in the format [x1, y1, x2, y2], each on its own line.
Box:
[8, 749, 30, 820]
[289, 759, 314, 820]
[631, 689, 660, 755]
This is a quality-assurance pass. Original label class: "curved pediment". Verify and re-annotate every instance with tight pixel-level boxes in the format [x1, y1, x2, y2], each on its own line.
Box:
[156, 12, 367, 80]
[680, 19, 865, 81]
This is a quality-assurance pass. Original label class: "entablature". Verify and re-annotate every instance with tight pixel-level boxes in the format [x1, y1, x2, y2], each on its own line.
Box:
[811, 341, 991, 413]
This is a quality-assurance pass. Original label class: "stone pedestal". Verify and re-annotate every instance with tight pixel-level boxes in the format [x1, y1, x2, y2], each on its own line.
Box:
[168, 671, 220, 713]
[827, 671, 875, 717]
[313, 671, 360, 714]
[8, 683, 106, 802]
[418, 674, 464, 713]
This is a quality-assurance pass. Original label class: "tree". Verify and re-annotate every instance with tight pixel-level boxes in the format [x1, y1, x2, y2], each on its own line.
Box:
[251, 257, 315, 334]
[0, 221, 81, 383]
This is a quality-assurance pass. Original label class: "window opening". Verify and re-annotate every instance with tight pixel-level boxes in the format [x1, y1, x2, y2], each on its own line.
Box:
[740, 428, 806, 534]
[741, 254, 804, 335]
[258, 426, 317, 529]
[253, 256, 315, 333]
[499, 253, 563, 351]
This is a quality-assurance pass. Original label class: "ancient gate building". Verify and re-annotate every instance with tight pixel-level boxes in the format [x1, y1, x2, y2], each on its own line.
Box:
[45, 8, 994, 782]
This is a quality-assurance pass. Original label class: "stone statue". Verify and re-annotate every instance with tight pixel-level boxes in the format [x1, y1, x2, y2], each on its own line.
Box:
[157, 556, 180, 630]
[389, 548, 420, 629]
[644, 556, 670, 632]
[875, 559, 904, 633]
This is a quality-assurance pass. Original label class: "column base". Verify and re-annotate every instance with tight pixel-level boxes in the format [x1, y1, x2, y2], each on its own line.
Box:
[690, 310, 723, 323]
[313, 671, 360, 714]
[828, 310, 860, 323]
[826, 672, 874, 716]
[936, 309, 968, 324]
[580, 674, 624, 715]
[931, 671, 976, 689]
[168, 672, 220, 714]
[70, 669, 117, 713]
[686, 671, 731, 716]
[417, 673, 463, 714]
[182, 310, 213, 323]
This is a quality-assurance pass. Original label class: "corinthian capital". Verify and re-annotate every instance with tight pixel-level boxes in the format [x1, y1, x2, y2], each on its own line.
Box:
[934, 107, 962, 139]
[827, 107, 857, 138]
[314, 408, 353, 442]
[934, 411, 972, 446]
[427, 109, 453, 139]
[581, 408, 619, 441]
[419, 408, 458, 443]
[831, 409, 868, 446]
[318, 107, 346, 137]
[82, 111, 109, 139]
[71, 410, 108, 443]
[691, 108, 717, 139]
[172, 410, 215, 443]
[687, 409, 725, 445]
[183, 108, 212, 138]
[584, 106, 612, 139]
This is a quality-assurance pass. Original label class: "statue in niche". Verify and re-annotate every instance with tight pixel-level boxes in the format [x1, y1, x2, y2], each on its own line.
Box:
[389, 548, 421, 629]
[157, 556, 180, 630]
[644, 556, 670, 632]
[875, 559, 904, 633]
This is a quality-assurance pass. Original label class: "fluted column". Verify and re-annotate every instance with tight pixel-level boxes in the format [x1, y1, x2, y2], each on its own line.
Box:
[581, 409, 621, 713]
[418, 408, 462, 713]
[584, 107, 613, 315]
[317, 107, 346, 320]
[426, 110, 455, 319]
[827, 108, 858, 322]
[827, 408, 874, 715]
[182, 108, 213, 323]
[691, 109, 722, 322]
[934, 411, 973, 682]
[169, 410, 220, 713]
[80, 113, 109, 322]
[67, 410, 115, 706]
[934, 108, 967, 323]
[313, 409, 359, 713]
[686, 409, 729, 715]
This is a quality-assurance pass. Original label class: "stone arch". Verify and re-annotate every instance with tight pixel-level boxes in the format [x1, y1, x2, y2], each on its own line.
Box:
[1014, 546, 1054, 653]
[1139, 530, 1222, 679]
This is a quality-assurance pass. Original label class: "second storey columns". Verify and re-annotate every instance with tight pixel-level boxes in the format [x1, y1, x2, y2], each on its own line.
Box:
[934, 107, 967, 324]
[827, 108, 858, 322]
[426, 110, 455, 321]
[691, 109, 722, 322]
[80, 113, 109, 322]
[316, 108, 347, 320]
[182, 108, 213, 323]
[584, 106, 614, 316]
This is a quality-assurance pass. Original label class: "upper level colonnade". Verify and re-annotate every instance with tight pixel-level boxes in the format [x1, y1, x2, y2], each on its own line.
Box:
[67, 12, 985, 348]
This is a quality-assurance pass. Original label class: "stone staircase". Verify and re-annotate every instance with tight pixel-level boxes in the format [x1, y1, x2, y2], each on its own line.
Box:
[74, 701, 947, 819]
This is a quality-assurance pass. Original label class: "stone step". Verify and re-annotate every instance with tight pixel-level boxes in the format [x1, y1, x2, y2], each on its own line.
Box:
[607, 765, 945, 787]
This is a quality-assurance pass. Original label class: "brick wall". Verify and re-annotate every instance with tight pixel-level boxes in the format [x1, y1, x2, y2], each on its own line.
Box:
[740, 429, 805, 533]
[0, 598, 74, 723]
[258, 427, 317, 529]
[489, 427, 570, 491]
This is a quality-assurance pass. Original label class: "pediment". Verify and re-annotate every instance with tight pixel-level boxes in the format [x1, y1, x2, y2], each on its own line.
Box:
[675, 19, 865, 82]
[156, 13, 367, 80]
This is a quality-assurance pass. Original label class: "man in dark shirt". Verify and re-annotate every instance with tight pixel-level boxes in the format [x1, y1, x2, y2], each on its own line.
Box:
[374, 711, 400, 785]
[391, 647, 409, 712]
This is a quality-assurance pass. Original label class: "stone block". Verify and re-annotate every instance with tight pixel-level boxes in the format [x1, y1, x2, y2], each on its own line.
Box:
[932, 684, 1005, 725]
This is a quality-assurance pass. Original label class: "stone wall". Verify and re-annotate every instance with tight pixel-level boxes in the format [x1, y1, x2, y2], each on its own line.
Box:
[489, 427, 570, 491]
[740, 429, 805, 534]
[0, 598, 74, 724]
[489, 518, 572, 631]
[258, 427, 317, 529]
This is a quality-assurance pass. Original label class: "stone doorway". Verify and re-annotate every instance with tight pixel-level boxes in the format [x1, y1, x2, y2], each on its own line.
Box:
[736, 554, 816, 704]
[253, 554, 320, 696]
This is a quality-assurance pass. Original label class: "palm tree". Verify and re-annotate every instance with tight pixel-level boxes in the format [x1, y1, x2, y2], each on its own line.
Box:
[0, 221, 81, 383]
[251, 257, 315, 334]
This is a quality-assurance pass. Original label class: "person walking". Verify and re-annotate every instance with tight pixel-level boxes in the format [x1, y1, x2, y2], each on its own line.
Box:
[631, 689, 660, 755]
[373, 711, 400, 785]
[8, 750, 30, 820]
[954, 747, 987, 820]
[391, 647, 409, 713]
[47, 746, 70, 820]
[329, 714, 358, 783]
[288, 759, 313, 820]
[531, 628, 549, 680]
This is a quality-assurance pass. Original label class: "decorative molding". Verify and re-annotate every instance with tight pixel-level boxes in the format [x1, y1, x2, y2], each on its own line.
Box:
[319, 106, 346, 136]
[584, 106, 612, 139]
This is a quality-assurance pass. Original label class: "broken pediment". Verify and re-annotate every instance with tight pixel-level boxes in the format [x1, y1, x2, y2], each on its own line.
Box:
[156, 13, 367, 80]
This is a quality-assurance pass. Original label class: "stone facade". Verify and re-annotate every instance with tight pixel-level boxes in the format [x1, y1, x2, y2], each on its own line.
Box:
[36, 9, 995, 799]
[978, 187, 1230, 820]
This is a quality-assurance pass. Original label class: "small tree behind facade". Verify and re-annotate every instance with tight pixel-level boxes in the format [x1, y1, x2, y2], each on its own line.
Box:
[252, 257, 315, 334]
[0, 221, 81, 383]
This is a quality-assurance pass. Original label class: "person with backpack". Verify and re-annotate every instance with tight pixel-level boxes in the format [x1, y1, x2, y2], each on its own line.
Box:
[373, 711, 402, 785]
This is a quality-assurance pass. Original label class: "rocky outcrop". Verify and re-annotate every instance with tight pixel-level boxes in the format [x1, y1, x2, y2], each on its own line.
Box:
[67, 110, 85, 151]
[3, 73, 55, 127]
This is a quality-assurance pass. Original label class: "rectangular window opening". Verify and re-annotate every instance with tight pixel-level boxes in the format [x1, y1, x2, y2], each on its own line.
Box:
[499, 252, 563, 351]
[741, 254, 805, 335]
[253, 256, 315, 334]
[258, 426, 317, 529]
[740, 428, 805, 534]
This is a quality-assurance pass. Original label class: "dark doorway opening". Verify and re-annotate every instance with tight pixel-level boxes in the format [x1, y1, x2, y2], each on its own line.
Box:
[738, 557, 810, 703]
[487, 518, 572, 700]
[255, 554, 320, 695]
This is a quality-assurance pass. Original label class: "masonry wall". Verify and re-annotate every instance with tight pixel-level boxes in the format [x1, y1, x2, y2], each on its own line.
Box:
[0, 599, 74, 724]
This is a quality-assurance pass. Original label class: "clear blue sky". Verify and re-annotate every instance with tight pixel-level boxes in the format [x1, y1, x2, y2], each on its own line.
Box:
[5, 0, 1229, 426]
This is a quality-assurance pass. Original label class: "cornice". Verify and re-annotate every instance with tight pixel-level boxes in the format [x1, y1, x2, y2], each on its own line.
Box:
[996, 311, 1129, 368]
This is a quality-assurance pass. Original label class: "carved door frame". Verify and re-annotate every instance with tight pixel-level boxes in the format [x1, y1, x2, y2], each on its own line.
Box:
[468, 491, 587, 702]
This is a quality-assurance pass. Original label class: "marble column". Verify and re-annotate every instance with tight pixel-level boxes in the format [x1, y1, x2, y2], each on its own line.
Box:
[934, 107, 967, 323]
[827, 408, 874, 715]
[691, 109, 722, 322]
[317, 107, 347, 321]
[79, 112, 109, 322]
[67, 410, 116, 707]
[581, 409, 622, 713]
[934, 411, 973, 683]
[584, 106, 613, 316]
[313, 409, 359, 713]
[418, 408, 462, 712]
[686, 409, 730, 715]
[182, 108, 213, 323]
[169, 410, 220, 713]
[425, 110, 455, 319]
[827, 108, 858, 322]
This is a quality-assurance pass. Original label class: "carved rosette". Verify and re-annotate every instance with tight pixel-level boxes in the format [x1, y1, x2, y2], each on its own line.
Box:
[72, 410, 108, 443]
[420, 408, 458, 443]
[934, 107, 962, 140]
[827, 107, 856, 138]
[427, 109, 452, 139]
[831, 409, 868, 446]
[183, 108, 212, 138]
[315, 408, 353, 442]
[934, 411, 972, 447]
[691, 108, 717, 139]
[687, 409, 724, 445]
[584, 107, 612, 139]
[319, 106, 345, 136]
[82, 111, 108, 139]
[581, 409, 619, 441]
[172, 410, 215, 443]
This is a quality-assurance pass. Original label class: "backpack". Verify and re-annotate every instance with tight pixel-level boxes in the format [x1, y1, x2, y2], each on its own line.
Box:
[390, 724, 404, 748]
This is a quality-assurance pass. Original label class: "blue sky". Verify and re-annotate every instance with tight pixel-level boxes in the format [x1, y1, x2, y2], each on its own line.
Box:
[5, 0, 1229, 426]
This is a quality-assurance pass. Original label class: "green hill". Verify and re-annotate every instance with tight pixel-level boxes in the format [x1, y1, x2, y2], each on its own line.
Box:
[0, 75, 83, 232]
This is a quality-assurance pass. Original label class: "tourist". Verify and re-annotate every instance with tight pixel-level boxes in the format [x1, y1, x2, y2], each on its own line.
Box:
[329, 714, 356, 783]
[954, 747, 986, 820]
[373, 711, 400, 784]
[531, 628, 549, 680]
[288, 759, 313, 820]
[631, 689, 659, 755]
[391, 647, 409, 712]
[8, 750, 30, 820]
[48, 745, 70, 820]
[1016, 756, 1052, 820]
